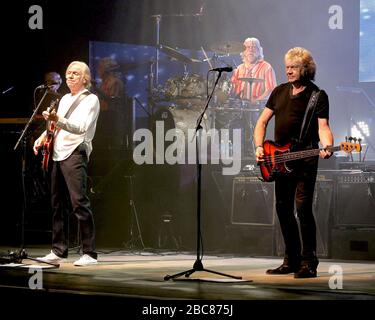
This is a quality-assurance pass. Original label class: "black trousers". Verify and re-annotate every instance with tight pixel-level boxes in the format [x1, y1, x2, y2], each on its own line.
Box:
[50, 144, 97, 259]
[274, 157, 319, 266]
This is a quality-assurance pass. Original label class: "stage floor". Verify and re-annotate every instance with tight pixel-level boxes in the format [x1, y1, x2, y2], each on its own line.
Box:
[1, 246, 375, 313]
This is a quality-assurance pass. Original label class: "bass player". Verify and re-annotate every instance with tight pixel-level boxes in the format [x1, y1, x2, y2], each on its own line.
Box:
[253, 47, 334, 278]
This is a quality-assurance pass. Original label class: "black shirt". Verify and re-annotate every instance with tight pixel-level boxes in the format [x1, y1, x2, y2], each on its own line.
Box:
[266, 81, 329, 147]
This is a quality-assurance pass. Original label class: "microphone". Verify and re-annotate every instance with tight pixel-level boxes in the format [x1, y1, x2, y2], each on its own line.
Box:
[210, 67, 233, 72]
[2, 86, 14, 95]
[36, 82, 59, 90]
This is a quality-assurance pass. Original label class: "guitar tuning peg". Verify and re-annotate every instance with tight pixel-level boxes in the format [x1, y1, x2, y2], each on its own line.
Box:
[353, 137, 357, 143]
[345, 136, 348, 142]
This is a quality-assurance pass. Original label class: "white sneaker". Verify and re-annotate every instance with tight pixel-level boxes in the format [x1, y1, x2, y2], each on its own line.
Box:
[37, 251, 66, 263]
[73, 254, 98, 266]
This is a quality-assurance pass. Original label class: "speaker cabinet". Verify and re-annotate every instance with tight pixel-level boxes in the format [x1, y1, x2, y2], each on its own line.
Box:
[331, 228, 375, 260]
[230, 176, 275, 226]
[224, 176, 275, 255]
[224, 225, 275, 256]
[335, 173, 375, 227]
[276, 178, 333, 258]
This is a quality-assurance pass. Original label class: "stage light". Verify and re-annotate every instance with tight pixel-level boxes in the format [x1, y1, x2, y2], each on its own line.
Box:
[351, 120, 370, 140]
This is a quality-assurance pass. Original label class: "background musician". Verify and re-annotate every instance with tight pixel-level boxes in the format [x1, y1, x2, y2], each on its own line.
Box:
[231, 37, 277, 103]
[92, 57, 127, 149]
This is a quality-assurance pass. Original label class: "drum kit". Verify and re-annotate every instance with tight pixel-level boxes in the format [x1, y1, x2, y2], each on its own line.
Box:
[149, 13, 265, 156]
[153, 41, 265, 110]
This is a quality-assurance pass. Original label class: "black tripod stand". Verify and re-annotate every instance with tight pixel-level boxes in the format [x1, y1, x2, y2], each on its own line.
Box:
[164, 70, 242, 281]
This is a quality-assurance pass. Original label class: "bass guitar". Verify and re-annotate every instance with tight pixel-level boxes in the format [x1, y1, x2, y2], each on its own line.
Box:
[258, 139, 361, 182]
[41, 99, 59, 172]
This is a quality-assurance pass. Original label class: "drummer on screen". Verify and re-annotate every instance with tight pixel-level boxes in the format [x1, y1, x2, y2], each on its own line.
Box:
[231, 37, 277, 103]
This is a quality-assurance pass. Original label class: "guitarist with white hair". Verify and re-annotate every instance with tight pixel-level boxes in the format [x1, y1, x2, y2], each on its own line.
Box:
[253, 47, 334, 278]
[33, 61, 100, 266]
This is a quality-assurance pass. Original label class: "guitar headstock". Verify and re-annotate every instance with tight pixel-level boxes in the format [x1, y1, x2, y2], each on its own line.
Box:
[340, 136, 362, 153]
[47, 98, 59, 113]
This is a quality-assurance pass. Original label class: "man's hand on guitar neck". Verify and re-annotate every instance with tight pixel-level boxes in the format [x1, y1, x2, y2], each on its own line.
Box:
[42, 109, 59, 122]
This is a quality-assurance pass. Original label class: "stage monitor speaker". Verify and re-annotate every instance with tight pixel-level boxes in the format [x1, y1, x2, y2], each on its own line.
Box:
[331, 228, 375, 260]
[335, 173, 375, 227]
[276, 178, 333, 258]
[230, 176, 275, 226]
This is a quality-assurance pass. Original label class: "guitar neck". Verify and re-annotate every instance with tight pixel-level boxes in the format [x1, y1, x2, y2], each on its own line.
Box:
[282, 146, 340, 162]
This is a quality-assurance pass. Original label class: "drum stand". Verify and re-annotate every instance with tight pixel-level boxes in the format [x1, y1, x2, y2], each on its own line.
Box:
[164, 71, 242, 281]
[243, 105, 258, 158]
[150, 9, 204, 87]
[123, 175, 145, 250]
[150, 14, 161, 86]
[240, 79, 260, 158]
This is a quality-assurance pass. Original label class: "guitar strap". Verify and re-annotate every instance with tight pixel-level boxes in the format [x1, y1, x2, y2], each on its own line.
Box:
[63, 90, 91, 119]
[43, 91, 92, 171]
[298, 90, 321, 146]
[53, 91, 91, 137]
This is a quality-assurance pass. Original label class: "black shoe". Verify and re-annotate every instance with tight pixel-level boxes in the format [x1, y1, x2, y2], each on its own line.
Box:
[294, 264, 317, 278]
[266, 263, 299, 275]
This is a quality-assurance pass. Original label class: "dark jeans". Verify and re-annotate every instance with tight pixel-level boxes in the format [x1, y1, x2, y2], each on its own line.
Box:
[50, 144, 97, 259]
[274, 157, 319, 267]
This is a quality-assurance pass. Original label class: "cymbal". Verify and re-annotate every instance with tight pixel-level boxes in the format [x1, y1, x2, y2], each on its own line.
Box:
[238, 77, 265, 83]
[157, 44, 194, 64]
[210, 41, 243, 54]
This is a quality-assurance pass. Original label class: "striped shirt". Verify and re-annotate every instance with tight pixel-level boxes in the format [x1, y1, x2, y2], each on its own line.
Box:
[231, 59, 277, 102]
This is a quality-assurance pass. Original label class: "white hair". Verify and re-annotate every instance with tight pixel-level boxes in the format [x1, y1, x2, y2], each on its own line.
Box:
[243, 37, 264, 60]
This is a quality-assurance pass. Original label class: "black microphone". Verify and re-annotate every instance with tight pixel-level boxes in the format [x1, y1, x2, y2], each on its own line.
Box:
[210, 67, 233, 72]
[36, 82, 58, 90]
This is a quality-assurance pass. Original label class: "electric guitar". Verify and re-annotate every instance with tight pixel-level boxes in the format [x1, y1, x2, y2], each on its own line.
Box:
[258, 139, 362, 182]
[41, 99, 59, 171]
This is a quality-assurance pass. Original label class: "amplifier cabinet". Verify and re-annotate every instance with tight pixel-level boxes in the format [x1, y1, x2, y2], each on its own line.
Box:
[230, 176, 275, 226]
[331, 227, 375, 260]
[226, 176, 275, 256]
[224, 225, 275, 256]
[335, 172, 375, 227]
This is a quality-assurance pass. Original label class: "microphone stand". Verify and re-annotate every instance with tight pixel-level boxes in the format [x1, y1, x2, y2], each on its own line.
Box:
[164, 71, 242, 281]
[13, 89, 50, 254]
